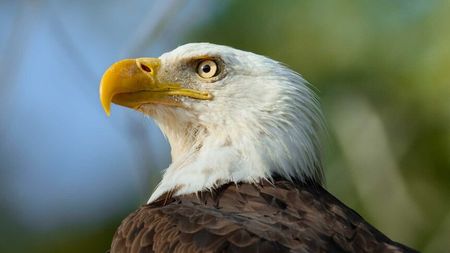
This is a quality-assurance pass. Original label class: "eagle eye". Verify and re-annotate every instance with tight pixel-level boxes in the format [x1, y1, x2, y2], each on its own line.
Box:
[197, 60, 218, 79]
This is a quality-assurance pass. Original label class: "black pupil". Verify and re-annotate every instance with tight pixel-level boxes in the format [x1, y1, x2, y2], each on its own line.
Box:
[202, 64, 211, 73]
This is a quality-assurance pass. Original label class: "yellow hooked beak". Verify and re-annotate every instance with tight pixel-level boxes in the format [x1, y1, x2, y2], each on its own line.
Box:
[99, 58, 212, 116]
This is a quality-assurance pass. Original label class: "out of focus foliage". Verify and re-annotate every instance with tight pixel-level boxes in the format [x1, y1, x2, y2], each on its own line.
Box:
[188, 1, 450, 251]
[1, 0, 448, 252]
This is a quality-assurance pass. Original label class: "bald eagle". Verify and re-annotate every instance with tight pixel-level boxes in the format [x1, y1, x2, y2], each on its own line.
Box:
[100, 43, 416, 253]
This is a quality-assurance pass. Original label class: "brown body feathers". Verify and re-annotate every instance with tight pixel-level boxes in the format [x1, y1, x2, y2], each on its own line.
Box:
[110, 179, 416, 253]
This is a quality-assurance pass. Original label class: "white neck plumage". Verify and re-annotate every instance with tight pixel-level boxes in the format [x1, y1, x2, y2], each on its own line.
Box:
[145, 86, 324, 204]
[147, 108, 265, 203]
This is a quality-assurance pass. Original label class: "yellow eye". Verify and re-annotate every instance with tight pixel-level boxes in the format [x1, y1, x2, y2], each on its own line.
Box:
[197, 60, 218, 79]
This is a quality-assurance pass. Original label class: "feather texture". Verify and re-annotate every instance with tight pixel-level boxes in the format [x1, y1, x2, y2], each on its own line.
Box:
[110, 179, 416, 253]
[139, 43, 325, 202]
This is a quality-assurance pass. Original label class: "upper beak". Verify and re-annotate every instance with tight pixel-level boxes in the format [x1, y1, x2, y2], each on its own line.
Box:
[99, 58, 211, 116]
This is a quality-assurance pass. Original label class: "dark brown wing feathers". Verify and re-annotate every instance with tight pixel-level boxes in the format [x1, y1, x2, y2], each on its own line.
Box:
[110, 180, 417, 253]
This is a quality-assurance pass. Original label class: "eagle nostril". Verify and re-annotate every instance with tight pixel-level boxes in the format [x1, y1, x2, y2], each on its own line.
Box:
[140, 64, 152, 73]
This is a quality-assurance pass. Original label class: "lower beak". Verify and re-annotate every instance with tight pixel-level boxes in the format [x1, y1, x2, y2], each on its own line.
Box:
[99, 58, 211, 116]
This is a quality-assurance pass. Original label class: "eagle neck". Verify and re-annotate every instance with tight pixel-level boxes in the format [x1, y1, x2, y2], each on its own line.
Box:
[148, 120, 269, 203]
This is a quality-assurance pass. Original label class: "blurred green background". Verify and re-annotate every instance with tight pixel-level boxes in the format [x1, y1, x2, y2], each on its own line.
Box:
[0, 0, 449, 252]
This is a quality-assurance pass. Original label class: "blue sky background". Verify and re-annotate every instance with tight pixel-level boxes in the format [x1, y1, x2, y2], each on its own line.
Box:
[0, 0, 223, 230]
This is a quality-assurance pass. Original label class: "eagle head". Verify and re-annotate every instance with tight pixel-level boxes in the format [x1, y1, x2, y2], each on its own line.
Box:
[100, 43, 324, 202]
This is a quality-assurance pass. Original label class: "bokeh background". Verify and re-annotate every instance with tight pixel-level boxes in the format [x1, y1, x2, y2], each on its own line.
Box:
[1, 0, 449, 252]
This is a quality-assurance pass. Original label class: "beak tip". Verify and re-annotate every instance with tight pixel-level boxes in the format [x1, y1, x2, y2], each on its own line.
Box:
[102, 103, 111, 117]
[100, 96, 111, 117]
[100, 86, 111, 117]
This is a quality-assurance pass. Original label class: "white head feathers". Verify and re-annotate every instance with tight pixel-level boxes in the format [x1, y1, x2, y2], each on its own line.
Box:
[139, 43, 324, 203]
